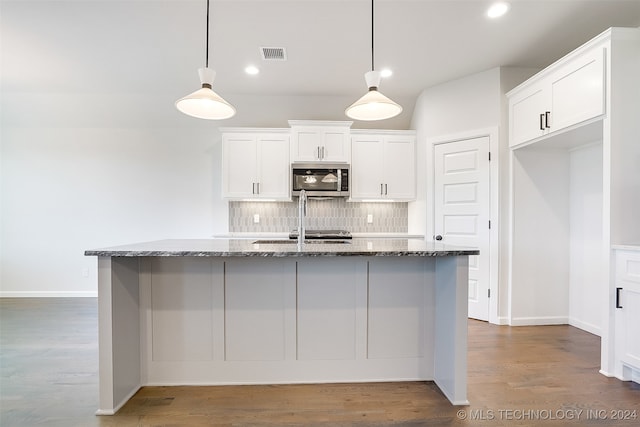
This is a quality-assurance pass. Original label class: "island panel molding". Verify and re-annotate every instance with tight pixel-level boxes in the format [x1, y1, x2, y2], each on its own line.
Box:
[87, 238, 476, 414]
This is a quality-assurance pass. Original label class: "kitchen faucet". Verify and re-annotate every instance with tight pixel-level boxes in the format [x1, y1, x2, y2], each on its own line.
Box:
[298, 189, 307, 245]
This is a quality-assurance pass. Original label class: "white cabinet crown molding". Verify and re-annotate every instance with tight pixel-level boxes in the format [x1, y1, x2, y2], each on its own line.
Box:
[219, 127, 290, 134]
[351, 129, 416, 136]
[288, 120, 353, 128]
[506, 27, 638, 97]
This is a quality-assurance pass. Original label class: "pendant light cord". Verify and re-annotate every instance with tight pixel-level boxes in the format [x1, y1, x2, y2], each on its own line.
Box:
[371, 0, 375, 72]
[205, 0, 210, 68]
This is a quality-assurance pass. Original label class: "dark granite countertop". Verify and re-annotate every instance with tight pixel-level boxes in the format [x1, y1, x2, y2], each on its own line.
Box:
[85, 238, 479, 258]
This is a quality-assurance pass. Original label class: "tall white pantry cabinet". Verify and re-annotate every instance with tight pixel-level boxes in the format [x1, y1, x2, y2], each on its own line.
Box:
[506, 27, 640, 382]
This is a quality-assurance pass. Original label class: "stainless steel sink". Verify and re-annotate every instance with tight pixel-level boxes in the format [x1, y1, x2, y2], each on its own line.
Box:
[252, 239, 351, 245]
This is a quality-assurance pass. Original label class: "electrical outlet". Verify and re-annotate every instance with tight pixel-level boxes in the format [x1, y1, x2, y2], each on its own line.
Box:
[367, 214, 373, 224]
[253, 214, 260, 224]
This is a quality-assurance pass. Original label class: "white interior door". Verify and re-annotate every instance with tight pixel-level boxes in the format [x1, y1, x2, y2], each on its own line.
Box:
[434, 137, 490, 321]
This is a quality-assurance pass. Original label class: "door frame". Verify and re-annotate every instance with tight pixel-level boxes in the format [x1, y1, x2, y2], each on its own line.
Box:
[427, 127, 500, 324]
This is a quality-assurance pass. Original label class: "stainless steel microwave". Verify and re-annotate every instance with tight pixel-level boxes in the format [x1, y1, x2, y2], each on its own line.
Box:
[291, 163, 350, 197]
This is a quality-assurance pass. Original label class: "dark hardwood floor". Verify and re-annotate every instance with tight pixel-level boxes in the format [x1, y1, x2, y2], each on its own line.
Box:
[1, 298, 638, 426]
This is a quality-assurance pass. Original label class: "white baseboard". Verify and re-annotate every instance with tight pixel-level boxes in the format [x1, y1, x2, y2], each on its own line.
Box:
[509, 316, 568, 326]
[568, 317, 602, 337]
[599, 369, 615, 377]
[494, 316, 511, 325]
[96, 385, 141, 416]
[0, 291, 97, 298]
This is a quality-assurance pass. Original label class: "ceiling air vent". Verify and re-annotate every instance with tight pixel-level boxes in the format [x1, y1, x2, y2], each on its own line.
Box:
[260, 47, 287, 61]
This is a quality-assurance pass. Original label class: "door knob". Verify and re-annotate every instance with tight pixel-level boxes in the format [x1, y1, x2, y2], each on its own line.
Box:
[435, 235, 443, 241]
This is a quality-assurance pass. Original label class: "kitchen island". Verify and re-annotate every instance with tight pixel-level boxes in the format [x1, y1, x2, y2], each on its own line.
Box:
[85, 238, 478, 414]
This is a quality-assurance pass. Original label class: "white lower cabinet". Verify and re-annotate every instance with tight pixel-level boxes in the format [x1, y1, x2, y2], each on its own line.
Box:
[351, 131, 416, 201]
[222, 131, 290, 200]
[613, 249, 640, 383]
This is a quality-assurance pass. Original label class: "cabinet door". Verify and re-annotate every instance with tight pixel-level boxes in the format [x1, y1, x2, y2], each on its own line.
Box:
[291, 127, 350, 162]
[384, 135, 416, 200]
[292, 128, 322, 161]
[621, 284, 640, 370]
[257, 135, 290, 199]
[550, 46, 605, 132]
[223, 134, 257, 198]
[321, 129, 350, 162]
[509, 83, 549, 147]
[350, 135, 384, 199]
[616, 251, 640, 373]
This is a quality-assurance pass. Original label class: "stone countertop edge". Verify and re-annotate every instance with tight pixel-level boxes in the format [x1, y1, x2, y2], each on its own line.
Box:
[215, 233, 426, 239]
[612, 244, 640, 251]
[84, 238, 479, 258]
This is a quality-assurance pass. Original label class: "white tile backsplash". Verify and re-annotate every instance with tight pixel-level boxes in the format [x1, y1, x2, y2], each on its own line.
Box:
[229, 199, 407, 233]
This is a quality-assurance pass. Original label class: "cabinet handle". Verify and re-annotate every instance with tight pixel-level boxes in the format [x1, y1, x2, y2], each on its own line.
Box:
[321, 146, 325, 159]
[317, 146, 321, 160]
[616, 287, 623, 309]
[252, 183, 256, 194]
[545, 111, 551, 129]
[380, 183, 384, 195]
[540, 113, 545, 131]
[385, 183, 388, 195]
[256, 182, 260, 195]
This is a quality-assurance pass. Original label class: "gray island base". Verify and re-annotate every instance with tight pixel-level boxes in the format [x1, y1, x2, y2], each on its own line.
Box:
[85, 238, 478, 415]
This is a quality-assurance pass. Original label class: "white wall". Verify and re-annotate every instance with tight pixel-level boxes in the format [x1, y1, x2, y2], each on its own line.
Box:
[569, 142, 604, 335]
[409, 68, 501, 237]
[409, 67, 537, 323]
[1, 91, 412, 297]
[1, 125, 223, 296]
[509, 141, 606, 332]
[511, 148, 570, 324]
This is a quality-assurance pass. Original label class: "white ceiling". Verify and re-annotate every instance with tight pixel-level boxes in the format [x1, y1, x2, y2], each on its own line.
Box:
[2, 0, 640, 129]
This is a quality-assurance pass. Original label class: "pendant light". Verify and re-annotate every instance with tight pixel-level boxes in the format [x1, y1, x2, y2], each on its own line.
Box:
[176, 0, 236, 120]
[345, 0, 402, 121]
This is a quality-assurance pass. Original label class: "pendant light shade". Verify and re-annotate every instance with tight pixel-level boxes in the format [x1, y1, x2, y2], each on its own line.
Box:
[345, 0, 402, 121]
[176, 68, 236, 120]
[346, 71, 402, 121]
[176, 0, 235, 120]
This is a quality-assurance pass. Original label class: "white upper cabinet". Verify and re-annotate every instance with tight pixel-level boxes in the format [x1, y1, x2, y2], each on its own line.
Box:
[509, 41, 606, 147]
[351, 131, 416, 201]
[550, 47, 605, 131]
[509, 83, 550, 146]
[289, 120, 352, 162]
[222, 130, 290, 200]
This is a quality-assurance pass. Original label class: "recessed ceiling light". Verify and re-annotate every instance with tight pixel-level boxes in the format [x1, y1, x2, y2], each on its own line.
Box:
[380, 69, 393, 78]
[245, 65, 260, 75]
[487, 2, 510, 19]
